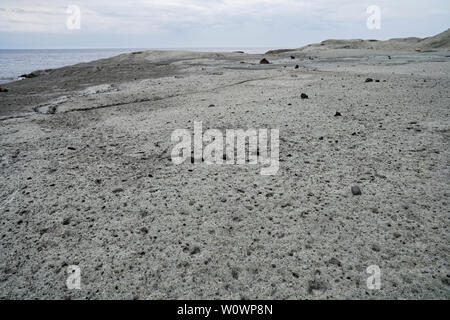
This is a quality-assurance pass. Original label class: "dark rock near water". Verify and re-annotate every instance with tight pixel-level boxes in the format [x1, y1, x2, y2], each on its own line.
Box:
[20, 73, 38, 79]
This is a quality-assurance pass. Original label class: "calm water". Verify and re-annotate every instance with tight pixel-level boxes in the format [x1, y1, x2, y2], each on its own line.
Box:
[0, 48, 272, 84]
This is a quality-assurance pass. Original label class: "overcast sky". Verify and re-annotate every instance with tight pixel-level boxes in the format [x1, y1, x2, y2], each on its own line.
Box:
[0, 0, 449, 49]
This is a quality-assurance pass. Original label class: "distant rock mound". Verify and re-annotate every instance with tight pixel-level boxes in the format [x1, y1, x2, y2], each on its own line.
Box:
[265, 28, 450, 54]
[417, 28, 450, 50]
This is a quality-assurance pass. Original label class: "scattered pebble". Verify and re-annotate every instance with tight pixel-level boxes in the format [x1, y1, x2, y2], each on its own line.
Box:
[365, 78, 374, 83]
[0, 87, 8, 92]
[328, 257, 342, 267]
[295, 65, 299, 69]
[260, 58, 270, 64]
[300, 93, 309, 99]
[112, 187, 124, 193]
[351, 186, 362, 196]
[334, 112, 342, 117]
[140, 211, 149, 218]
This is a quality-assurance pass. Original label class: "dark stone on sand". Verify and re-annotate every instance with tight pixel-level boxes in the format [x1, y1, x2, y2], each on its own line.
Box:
[300, 93, 309, 99]
[0, 87, 8, 92]
[319, 137, 324, 141]
[140, 227, 149, 234]
[365, 78, 373, 83]
[334, 112, 342, 117]
[351, 186, 362, 196]
[140, 211, 149, 218]
[290, 56, 295, 59]
[208, 104, 215, 107]
[328, 257, 342, 267]
[260, 58, 270, 64]
[375, 79, 380, 82]
[112, 187, 124, 194]
[67, 146, 76, 150]
[295, 65, 299, 69]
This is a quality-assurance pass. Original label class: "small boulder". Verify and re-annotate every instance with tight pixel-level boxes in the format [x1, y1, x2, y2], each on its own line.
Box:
[334, 112, 342, 117]
[300, 93, 309, 99]
[365, 78, 373, 83]
[371, 244, 381, 252]
[351, 186, 362, 196]
[0, 87, 8, 92]
[20, 72, 37, 79]
[260, 58, 270, 64]
[295, 65, 299, 69]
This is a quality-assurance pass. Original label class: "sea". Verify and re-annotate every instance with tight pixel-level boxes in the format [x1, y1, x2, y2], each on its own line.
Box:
[0, 48, 273, 84]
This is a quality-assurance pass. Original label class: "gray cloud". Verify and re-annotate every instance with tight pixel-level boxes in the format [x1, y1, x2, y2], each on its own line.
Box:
[0, 0, 449, 48]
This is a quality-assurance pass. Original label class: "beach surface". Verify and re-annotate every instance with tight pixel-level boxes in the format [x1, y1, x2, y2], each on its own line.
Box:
[0, 34, 449, 299]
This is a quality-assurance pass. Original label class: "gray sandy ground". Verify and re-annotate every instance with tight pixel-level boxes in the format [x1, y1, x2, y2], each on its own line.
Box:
[0, 45, 449, 299]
